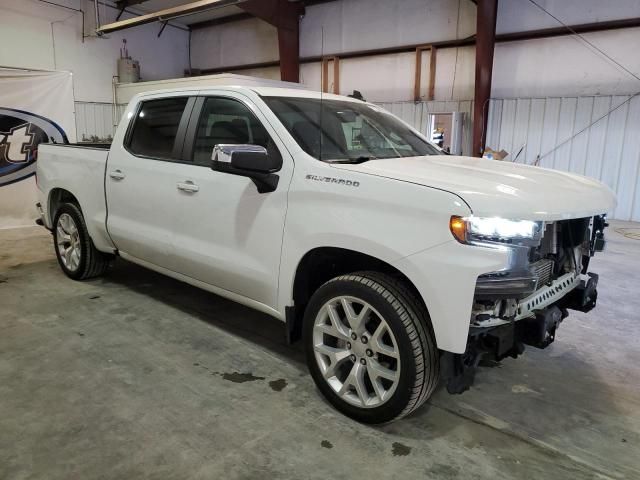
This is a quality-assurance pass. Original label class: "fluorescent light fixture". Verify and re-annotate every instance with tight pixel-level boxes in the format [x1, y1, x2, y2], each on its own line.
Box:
[96, 0, 246, 34]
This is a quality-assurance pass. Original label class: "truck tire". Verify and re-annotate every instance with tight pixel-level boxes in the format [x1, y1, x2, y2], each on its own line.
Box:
[52, 202, 111, 280]
[303, 271, 439, 424]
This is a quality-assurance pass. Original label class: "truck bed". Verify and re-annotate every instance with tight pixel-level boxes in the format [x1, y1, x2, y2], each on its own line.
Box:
[37, 143, 113, 252]
[67, 142, 111, 149]
[46, 142, 111, 149]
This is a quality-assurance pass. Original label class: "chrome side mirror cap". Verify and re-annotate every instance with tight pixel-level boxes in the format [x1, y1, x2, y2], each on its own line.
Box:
[211, 144, 267, 163]
[211, 144, 280, 194]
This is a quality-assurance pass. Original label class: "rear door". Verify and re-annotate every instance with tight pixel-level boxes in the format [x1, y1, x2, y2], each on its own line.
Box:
[105, 94, 195, 269]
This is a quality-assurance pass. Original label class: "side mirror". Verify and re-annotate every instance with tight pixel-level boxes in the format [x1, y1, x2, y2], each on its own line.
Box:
[211, 144, 281, 193]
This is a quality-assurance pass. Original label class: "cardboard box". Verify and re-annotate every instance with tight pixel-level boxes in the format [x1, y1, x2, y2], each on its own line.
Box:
[482, 147, 509, 161]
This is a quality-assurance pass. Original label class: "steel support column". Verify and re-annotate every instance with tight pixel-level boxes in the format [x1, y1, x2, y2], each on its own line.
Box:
[239, 0, 302, 82]
[277, 24, 300, 82]
[472, 0, 498, 157]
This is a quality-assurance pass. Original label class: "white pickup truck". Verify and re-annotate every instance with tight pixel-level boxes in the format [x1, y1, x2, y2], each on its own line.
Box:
[36, 85, 615, 423]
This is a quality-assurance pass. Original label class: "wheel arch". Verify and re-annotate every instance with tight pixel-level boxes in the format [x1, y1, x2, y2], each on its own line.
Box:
[287, 246, 433, 345]
[48, 188, 81, 224]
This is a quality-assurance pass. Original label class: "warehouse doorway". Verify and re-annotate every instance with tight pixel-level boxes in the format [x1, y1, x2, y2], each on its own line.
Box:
[428, 112, 464, 155]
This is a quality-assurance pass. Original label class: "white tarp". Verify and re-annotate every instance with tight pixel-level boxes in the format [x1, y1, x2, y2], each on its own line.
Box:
[0, 69, 75, 228]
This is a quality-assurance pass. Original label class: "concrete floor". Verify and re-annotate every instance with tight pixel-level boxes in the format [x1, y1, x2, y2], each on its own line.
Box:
[1, 222, 639, 480]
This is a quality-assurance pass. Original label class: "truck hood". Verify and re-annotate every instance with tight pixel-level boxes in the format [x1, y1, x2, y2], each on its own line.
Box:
[332, 155, 617, 221]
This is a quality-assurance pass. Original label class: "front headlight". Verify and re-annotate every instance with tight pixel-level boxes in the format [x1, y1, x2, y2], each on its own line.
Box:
[450, 215, 541, 244]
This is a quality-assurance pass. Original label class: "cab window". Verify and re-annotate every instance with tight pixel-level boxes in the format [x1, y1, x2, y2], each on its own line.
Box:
[128, 97, 189, 160]
[192, 97, 279, 165]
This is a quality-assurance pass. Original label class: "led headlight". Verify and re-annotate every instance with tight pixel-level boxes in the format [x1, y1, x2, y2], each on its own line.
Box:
[450, 215, 540, 244]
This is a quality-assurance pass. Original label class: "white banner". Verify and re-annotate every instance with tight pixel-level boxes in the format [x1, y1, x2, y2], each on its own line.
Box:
[0, 69, 75, 228]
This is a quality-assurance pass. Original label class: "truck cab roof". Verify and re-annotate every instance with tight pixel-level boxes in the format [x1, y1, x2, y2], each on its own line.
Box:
[131, 84, 364, 104]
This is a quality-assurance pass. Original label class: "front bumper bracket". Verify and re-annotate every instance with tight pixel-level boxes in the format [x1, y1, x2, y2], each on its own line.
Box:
[559, 272, 599, 313]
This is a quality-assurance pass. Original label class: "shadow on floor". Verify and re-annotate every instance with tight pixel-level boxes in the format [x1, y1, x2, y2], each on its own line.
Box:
[97, 259, 307, 370]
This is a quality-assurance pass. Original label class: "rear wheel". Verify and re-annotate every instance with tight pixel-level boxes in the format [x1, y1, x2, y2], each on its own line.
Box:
[53, 202, 111, 280]
[304, 271, 439, 423]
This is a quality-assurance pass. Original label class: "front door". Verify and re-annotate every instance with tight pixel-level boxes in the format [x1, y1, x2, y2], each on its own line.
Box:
[166, 93, 293, 309]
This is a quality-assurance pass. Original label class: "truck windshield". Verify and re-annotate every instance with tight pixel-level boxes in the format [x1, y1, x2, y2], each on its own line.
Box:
[262, 96, 441, 162]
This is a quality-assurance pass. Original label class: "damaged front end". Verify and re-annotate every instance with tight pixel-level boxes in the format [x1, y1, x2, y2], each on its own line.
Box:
[443, 214, 607, 394]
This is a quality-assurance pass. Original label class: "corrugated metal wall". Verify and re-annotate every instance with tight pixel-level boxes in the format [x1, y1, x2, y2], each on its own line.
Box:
[379, 96, 640, 221]
[74, 102, 118, 143]
[486, 95, 640, 221]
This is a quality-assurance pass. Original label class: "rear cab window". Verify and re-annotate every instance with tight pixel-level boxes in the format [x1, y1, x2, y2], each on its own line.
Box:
[127, 97, 190, 160]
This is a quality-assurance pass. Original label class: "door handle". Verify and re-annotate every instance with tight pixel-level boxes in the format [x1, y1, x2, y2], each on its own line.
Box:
[109, 170, 126, 180]
[177, 181, 199, 193]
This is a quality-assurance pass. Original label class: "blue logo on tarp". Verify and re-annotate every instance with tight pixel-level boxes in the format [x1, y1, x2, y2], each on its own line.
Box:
[0, 108, 68, 187]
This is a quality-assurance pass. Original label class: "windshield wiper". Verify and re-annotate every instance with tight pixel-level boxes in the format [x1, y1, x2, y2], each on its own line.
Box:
[330, 156, 374, 164]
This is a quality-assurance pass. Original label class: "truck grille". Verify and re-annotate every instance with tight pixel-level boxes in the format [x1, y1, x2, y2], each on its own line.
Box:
[531, 258, 554, 286]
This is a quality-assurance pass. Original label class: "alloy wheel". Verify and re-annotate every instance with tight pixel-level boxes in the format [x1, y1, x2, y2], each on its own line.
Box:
[56, 213, 81, 271]
[312, 296, 401, 408]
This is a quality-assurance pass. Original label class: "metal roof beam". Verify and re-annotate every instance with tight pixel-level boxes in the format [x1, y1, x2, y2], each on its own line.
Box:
[115, 0, 152, 7]
[189, 12, 253, 29]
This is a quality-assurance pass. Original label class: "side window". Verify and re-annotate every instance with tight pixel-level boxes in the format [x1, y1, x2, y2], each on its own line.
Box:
[192, 97, 279, 165]
[128, 97, 189, 160]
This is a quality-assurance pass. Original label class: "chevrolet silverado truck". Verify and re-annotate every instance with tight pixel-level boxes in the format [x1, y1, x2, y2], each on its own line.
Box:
[36, 86, 616, 423]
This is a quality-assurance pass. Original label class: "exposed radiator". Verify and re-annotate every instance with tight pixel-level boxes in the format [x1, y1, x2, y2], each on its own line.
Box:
[530, 258, 554, 286]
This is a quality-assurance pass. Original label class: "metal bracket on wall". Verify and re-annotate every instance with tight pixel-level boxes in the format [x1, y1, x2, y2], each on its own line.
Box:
[414, 45, 436, 101]
[157, 21, 168, 37]
[321, 56, 340, 94]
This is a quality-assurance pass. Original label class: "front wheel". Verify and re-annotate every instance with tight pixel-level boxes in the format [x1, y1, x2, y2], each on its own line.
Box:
[304, 271, 439, 424]
[53, 202, 111, 280]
